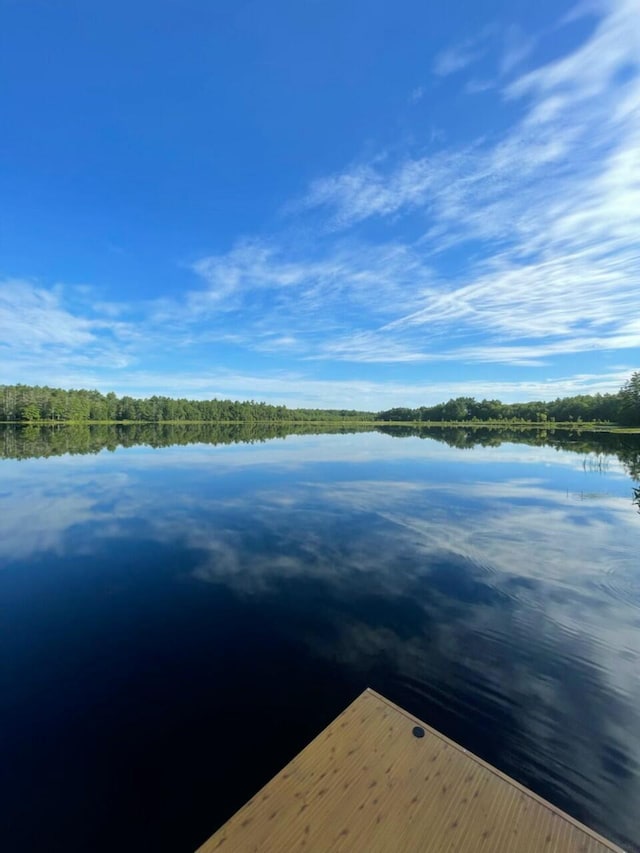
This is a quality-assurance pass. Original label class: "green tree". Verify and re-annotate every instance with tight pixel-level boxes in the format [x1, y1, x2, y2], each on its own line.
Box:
[620, 372, 640, 426]
[20, 403, 41, 421]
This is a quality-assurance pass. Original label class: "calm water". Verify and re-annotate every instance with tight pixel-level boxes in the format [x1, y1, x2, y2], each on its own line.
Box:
[1, 426, 639, 852]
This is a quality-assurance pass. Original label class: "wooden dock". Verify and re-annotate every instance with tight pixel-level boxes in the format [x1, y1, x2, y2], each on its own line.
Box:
[196, 688, 624, 852]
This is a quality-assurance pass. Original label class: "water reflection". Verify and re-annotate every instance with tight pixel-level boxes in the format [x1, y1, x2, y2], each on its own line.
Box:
[0, 421, 370, 460]
[2, 421, 640, 478]
[1, 429, 639, 851]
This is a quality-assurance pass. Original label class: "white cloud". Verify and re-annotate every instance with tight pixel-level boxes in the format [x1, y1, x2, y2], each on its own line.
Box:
[385, 248, 640, 346]
[464, 78, 495, 94]
[500, 24, 535, 75]
[506, 0, 639, 102]
[433, 22, 533, 95]
[0, 278, 141, 386]
[0, 279, 96, 349]
[289, 0, 640, 366]
[49, 367, 631, 410]
[182, 239, 437, 341]
[433, 27, 494, 76]
[4, 3, 639, 398]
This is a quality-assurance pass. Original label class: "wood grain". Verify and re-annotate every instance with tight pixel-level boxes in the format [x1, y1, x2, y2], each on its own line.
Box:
[195, 689, 624, 852]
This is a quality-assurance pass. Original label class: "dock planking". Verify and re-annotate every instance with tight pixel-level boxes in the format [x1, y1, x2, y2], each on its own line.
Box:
[196, 688, 624, 852]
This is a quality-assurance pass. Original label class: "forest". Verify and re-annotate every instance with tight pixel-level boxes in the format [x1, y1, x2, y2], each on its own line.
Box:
[0, 385, 374, 424]
[377, 373, 640, 427]
[1, 372, 639, 426]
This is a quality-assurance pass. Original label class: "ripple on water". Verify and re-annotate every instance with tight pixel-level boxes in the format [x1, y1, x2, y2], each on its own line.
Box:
[596, 561, 640, 611]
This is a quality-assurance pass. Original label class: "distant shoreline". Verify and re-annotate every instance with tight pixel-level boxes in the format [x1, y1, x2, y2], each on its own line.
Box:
[3, 375, 638, 427]
[1, 419, 639, 433]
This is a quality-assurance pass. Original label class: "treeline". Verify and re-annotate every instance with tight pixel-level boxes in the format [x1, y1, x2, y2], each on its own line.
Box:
[0, 384, 374, 423]
[378, 373, 640, 427]
[2, 372, 639, 426]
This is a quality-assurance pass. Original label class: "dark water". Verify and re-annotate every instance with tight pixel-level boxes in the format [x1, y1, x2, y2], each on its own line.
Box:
[1, 425, 639, 852]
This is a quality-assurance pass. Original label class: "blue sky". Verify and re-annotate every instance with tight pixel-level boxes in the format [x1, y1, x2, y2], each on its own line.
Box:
[1, 0, 639, 409]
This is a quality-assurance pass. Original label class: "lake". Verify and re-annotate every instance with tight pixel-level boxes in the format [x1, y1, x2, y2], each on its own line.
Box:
[1, 425, 639, 852]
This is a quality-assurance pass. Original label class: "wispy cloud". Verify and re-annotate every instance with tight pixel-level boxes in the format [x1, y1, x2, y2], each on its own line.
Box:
[0, 278, 138, 383]
[433, 23, 535, 97]
[433, 27, 494, 76]
[464, 78, 495, 95]
[134, 2, 640, 366]
[24, 367, 630, 410]
[500, 24, 536, 75]
[180, 239, 437, 342]
[0, 279, 96, 349]
[4, 2, 639, 401]
[290, 0, 640, 366]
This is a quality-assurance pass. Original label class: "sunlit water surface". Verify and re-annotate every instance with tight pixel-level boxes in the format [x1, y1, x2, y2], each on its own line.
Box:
[1, 429, 639, 852]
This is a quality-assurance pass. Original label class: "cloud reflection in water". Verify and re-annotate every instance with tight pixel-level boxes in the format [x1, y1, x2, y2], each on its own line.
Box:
[1, 432, 639, 850]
